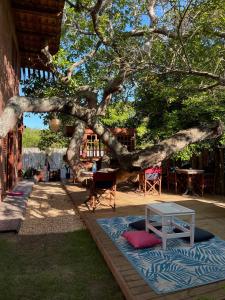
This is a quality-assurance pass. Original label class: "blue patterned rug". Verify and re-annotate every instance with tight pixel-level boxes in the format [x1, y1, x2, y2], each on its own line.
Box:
[97, 216, 225, 294]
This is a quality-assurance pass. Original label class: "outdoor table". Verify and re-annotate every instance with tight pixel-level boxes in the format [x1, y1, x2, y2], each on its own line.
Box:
[98, 168, 118, 173]
[81, 168, 117, 183]
[176, 168, 204, 196]
[146, 202, 195, 250]
[81, 170, 94, 178]
[80, 171, 94, 185]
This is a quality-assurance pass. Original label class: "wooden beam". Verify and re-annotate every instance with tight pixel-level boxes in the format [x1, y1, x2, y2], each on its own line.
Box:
[11, 0, 65, 14]
[19, 43, 58, 53]
[19, 48, 42, 54]
[16, 29, 58, 38]
[12, 7, 62, 20]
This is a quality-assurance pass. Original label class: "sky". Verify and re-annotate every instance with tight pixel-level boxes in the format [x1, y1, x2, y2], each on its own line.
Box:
[20, 84, 48, 129]
[23, 113, 48, 130]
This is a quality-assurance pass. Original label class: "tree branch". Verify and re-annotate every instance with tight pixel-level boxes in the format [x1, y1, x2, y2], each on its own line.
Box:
[63, 41, 101, 81]
[0, 96, 223, 182]
[0, 96, 95, 138]
[65, 0, 91, 11]
[75, 86, 98, 108]
[90, 0, 112, 45]
[66, 119, 86, 169]
[41, 45, 63, 79]
[72, 19, 95, 36]
[97, 65, 134, 115]
[147, 0, 158, 26]
[121, 27, 178, 39]
[121, 121, 224, 170]
[196, 82, 221, 92]
[86, 118, 129, 157]
[176, 0, 193, 69]
[161, 68, 225, 85]
[213, 31, 225, 38]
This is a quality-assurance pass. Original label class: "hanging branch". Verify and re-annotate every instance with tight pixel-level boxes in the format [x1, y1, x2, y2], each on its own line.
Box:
[41, 45, 63, 80]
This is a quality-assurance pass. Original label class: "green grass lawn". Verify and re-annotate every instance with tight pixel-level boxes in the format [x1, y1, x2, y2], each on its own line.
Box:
[0, 230, 124, 300]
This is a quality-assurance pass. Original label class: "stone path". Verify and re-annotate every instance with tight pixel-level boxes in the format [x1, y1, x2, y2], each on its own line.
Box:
[19, 182, 85, 235]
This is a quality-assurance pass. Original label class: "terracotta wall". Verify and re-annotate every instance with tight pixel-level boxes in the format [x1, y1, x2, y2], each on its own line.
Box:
[0, 0, 21, 200]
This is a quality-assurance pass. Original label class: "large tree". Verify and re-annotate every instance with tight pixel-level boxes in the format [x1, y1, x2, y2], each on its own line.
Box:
[0, 0, 225, 180]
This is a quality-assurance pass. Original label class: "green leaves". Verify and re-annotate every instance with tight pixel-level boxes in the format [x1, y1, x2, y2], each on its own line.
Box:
[22, 128, 69, 150]
[23, 128, 41, 148]
[21, 0, 225, 162]
[38, 130, 69, 150]
[101, 101, 135, 127]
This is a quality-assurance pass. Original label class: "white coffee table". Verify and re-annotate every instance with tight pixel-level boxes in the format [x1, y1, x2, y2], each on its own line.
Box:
[145, 202, 195, 250]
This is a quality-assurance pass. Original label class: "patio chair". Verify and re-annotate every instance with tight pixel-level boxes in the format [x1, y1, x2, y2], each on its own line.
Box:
[87, 171, 117, 212]
[139, 167, 162, 196]
[165, 161, 186, 194]
[203, 172, 215, 194]
[193, 172, 215, 196]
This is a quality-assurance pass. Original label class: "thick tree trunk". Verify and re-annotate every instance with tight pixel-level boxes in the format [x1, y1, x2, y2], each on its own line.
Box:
[88, 119, 129, 156]
[0, 96, 66, 137]
[66, 119, 86, 179]
[87, 118, 224, 183]
[122, 122, 224, 170]
[87, 119, 223, 169]
[0, 96, 223, 183]
[0, 96, 89, 137]
[66, 120, 86, 166]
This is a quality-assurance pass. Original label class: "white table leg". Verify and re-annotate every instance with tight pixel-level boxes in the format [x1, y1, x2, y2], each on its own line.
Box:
[162, 216, 167, 250]
[169, 216, 174, 233]
[145, 206, 148, 232]
[190, 214, 195, 247]
[162, 237, 167, 250]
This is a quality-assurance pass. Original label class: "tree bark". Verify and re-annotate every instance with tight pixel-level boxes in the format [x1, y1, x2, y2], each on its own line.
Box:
[0, 96, 223, 182]
[121, 122, 224, 170]
[87, 118, 129, 157]
[66, 119, 86, 177]
[0, 96, 92, 137]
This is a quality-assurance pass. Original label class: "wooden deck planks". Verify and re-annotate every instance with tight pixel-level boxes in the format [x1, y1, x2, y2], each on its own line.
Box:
[64, 183, 225, 300]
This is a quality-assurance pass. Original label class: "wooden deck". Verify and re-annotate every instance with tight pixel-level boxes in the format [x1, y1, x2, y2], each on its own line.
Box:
[63, 182, 225, 300]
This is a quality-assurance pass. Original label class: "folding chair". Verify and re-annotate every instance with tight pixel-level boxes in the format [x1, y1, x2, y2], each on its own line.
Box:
[139, 167, 162, 196]
[87, 171, 117, 212]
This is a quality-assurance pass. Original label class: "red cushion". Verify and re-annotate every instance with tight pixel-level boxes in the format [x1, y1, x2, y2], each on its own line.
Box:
[7, 191, 24, 196]
[145, 167, 162, 174]
[122, 231, 161, 249]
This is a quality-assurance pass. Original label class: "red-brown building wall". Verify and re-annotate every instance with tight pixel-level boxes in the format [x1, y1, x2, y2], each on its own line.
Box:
[0, 0, 22, 200]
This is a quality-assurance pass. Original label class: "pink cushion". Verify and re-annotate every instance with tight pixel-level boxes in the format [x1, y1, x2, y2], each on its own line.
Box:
[122, 231, 161, 249]
[7, 191, 24, 196]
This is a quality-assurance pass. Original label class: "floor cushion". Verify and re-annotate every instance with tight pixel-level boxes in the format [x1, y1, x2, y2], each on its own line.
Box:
[174, 226, 214, 242]
[129, 219, 145, 230]
[129, 219, 162, 232]
[122, 230, 161, 249]
[7, 191, 24, 196]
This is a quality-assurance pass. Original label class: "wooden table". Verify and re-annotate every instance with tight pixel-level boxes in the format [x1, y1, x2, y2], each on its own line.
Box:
[146, 202, 195, 250]
[176, 168, 204, 196]
[80, 171, 94, 185]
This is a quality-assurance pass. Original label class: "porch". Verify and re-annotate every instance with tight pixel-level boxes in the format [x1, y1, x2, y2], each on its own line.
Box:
[64, 182, 225, 300]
